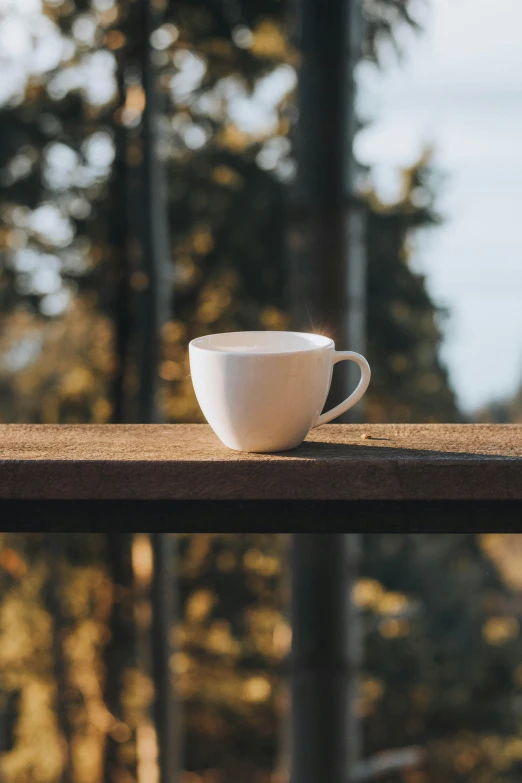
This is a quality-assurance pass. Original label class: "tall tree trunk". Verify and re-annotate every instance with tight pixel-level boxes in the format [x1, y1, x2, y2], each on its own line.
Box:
[103, 533, 137, 783]
[290, 534, 361, 783]
[109, 110, 132, 424]
[136, 0, 172, 424]
[109, 3, 134, 424]
[110, 0, 172, 424]
[46, 534, 72, 783]
[150, 534, 180, 783]
[288, 0, 366, 415]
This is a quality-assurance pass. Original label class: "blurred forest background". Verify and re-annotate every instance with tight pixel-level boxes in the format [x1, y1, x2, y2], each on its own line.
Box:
[0, 0, 462, 425]
[2, 1, 522, 783]
[5, 532, 522, 783]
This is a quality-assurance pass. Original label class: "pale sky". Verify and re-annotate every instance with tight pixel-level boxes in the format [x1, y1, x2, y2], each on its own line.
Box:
[355, 0, 522, 413]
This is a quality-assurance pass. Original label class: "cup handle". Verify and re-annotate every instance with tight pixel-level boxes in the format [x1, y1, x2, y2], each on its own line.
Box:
[314, 351, 371, 427]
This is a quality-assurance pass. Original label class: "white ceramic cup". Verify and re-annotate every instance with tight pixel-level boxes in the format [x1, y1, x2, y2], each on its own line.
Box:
[189, 331, 371, 453]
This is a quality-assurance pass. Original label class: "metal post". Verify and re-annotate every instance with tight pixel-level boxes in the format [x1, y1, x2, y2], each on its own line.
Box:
[290, 534, 360, 783]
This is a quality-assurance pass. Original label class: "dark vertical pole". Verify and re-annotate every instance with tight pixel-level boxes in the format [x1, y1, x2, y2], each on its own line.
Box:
[105, 0, 132, 424]
[345, 0, 367, 422]
[138, 0, 172, 424]
[104, 533, 137, 783]
[288, 0, 355, 405]
[290, 534, 360, 783]
[46, 533, 72, 783]
[110, 82, 132, 425]
[150, 534, 180, 783]
[111, 0, 172, 424]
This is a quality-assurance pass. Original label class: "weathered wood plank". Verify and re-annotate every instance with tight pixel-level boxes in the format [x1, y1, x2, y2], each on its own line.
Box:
[0, 424, 521, 501]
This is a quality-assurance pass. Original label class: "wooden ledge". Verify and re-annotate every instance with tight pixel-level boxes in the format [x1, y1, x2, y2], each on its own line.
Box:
[0, 424, 521, 501]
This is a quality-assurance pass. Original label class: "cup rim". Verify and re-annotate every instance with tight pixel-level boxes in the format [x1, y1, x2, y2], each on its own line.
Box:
[189, 330, 334, 356]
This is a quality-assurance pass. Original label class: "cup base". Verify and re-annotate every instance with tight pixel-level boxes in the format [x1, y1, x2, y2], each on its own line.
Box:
[218, 435, 305, 454]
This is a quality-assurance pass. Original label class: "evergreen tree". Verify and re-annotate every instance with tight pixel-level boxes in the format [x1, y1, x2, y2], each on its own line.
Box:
[475, 377, 522, 423]
[365, 154, 459, 422]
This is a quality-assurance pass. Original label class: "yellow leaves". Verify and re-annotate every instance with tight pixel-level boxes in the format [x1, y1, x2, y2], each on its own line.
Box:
[481, 534, 522, 590]
[71, 734, 107, 783]
[260, 307, 288, 331]
[454, 748, 478, 773]
[504, 736, 522, 761]
[197, 287, 232, 324]
[61, 564, 111, 622]
[212, 165, 243, 190]
[0, 566, 52, 669]
[242, 676, 271, 703]
[174, 257, 199, 289]
[61, 366, 94, 398]
[243, 549, 280, 577]
[353, 579, 411, 639]
[245, 607, 285, 660]
[1, 679, 64, 783]
[186, 589, 215, 623]
[352, 578, 385, 609]
[198, 38, 234, 59]
[162, 321, 186, 344]
[377, 591, 409, 616]
[192, 226, 215, 256]
[482, 616, 519, 646]
[379, 618, 410, 639]
[477, 735, 507, 770]
[216, 549, 236, 572]
[92, 397, 111, 423]
[124, 83, 146, 114]
[105, 30, 125, 50]
[353, 579, 410, 635]
[170, 651, 191, 676]
[0, 547, 28, 579]
[356, 676, 385, 717]
[176, 536, 284, 740]
[159, 360, 182, 381]
[250, 21, 290, 61]
[216, 124, 251, 152]
[132, 534, 154, 588]
[122, 668, 155, 714]
[207, 620, 239, 656]
[363, 677, 384, 702]
[1, 298, 114, 423]
[136, 724, 159, 783]
[180, 535, 212, 578]
[0, 227, 26, 250]
[436, 733, 522, 779]
[163, 391, 201, 422]
[272, 622, 292, 657]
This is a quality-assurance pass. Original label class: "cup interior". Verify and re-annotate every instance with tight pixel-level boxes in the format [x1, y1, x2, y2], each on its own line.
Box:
[190, 331, 333, 355]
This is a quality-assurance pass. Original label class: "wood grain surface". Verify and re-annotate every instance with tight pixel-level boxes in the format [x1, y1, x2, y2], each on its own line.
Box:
[0, 424, 521, 500]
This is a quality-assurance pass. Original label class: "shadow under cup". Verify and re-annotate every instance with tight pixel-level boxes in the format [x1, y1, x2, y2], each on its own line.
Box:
[189, 331, 335, 452]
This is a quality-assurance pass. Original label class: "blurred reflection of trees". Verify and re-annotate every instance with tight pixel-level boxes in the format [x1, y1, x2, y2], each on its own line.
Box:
[3, 532, 522, 783]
